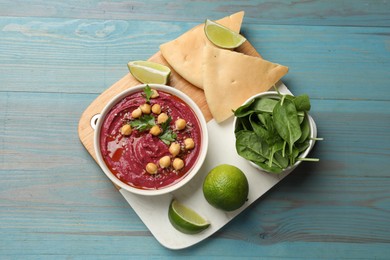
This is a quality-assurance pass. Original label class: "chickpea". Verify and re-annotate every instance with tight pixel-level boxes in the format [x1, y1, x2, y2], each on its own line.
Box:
[184, 138, 195, 150]
[140, 103, 151, 114]
[151, 103, 161, 114]
[169, 142, 181, 157]
[120, 124, 132, 136]
[131, 107, 142, 118]
[146, 162, 158, 174]
[159, 156, 171, 168]
[173, 158, 184, 171]
[151, 89, 159, 98]
[149, 125, 161, 136]
[157, 113, 169, 124]
[175, 118, 186, 130]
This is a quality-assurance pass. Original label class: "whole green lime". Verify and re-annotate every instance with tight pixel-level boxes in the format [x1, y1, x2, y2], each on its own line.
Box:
[202, 164, 249, 211]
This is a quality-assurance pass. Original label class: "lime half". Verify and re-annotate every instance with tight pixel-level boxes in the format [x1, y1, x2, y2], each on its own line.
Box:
[204, 19, 246, 49]
[168, 199, 210, 234]
[127, 60, 171, 84]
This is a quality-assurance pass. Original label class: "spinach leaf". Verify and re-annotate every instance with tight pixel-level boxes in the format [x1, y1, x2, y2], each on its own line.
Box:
[268, 141, 285, 168]
[254, 161, 283, 174]
[258, 113, 283, 146]
[234, 99, 255, 118]
[249, 114, 268, 140]
[258, 113, 272, 130]
[298, 113, 310, 143]
[235, 130, 268, 163]
[296, 140, 310, 153]
[288, 147, 300, 165]
[274, 150, 289, 169]
[273, 98, 302, 154]
[253, 98, 278, 113]
[283, 94, 295, 101]
[284, 94, 311, 112]
[298, 111, 305, 124]
[293, 94, 311, 112]
[235, 116, 252, 133]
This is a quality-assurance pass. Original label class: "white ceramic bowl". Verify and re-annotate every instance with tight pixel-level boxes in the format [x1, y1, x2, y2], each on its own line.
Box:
[233, 91, 317, 173]
[94, 84, 208, 196]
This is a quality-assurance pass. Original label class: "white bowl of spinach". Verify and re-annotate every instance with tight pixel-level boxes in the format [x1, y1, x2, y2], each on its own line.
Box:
[233, 91, 319, 174]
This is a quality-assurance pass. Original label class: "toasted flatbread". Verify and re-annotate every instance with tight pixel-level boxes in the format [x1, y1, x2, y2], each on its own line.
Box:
[160, 11, 244, 89]
[203, 44, 289, 123]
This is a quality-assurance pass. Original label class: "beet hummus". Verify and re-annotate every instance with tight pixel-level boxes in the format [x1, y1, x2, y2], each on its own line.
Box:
[99, 86, 202, 190]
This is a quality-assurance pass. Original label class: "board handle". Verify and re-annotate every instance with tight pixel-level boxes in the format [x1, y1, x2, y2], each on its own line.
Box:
[90, 114, 101, 130]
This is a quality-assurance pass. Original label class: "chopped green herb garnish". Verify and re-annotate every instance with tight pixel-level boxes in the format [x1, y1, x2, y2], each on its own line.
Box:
[158, 116, 177, 145]
[160, 116, 172, 132]
[129, 114, 156, 131]
[143, 85, 153, 103]
[159, 130, 177, 145]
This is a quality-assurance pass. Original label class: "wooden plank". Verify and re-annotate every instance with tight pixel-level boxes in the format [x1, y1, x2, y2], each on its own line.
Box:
[1, 0, 389, 27]
[1, 230, 390, 257]
[1, 18, 389, 101]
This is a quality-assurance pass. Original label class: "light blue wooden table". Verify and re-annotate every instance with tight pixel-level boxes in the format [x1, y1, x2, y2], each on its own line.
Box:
[1, 1, 390, 258]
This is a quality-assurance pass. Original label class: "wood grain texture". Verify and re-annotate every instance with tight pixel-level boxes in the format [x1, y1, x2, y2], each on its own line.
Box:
[1, 0, 389, 27]
[1, 18, 389, 101]
[1, 0, 390, 258]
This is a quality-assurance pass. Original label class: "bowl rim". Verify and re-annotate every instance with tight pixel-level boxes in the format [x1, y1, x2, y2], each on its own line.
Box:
[233, 90, 317, 173]
[93, 83, 209, 196]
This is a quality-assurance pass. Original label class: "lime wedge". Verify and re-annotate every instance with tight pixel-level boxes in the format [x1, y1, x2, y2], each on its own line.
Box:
[127, 60, 171, 84]
[204, 19, 246, 49]
[168, 199, 210, 234]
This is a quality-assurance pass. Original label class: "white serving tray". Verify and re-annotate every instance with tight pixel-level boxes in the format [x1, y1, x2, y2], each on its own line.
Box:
[119, 83, 318, 249]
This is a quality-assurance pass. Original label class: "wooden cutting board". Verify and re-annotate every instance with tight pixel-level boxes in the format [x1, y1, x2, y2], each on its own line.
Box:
[77, 40, 261, 161]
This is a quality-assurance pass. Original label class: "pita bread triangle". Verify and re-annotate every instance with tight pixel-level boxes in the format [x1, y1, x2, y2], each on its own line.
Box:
[203, 44, 289, 123]
[160, 11, 244, 89]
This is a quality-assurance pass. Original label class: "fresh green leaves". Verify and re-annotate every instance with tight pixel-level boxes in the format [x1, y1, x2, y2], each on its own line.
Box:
[253, 97, 278, 113]
[234, 92, 318, 173]
[160, 114, 172, 131]
[235, 130, 268, 164]
[130, 114, 156, 131]
[143, 84, 153, 103]
[273, 98, 301, 155]
[159, 116, 177, 145]
[159, 130, 176, 145]
[293, 94, 311, 112]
